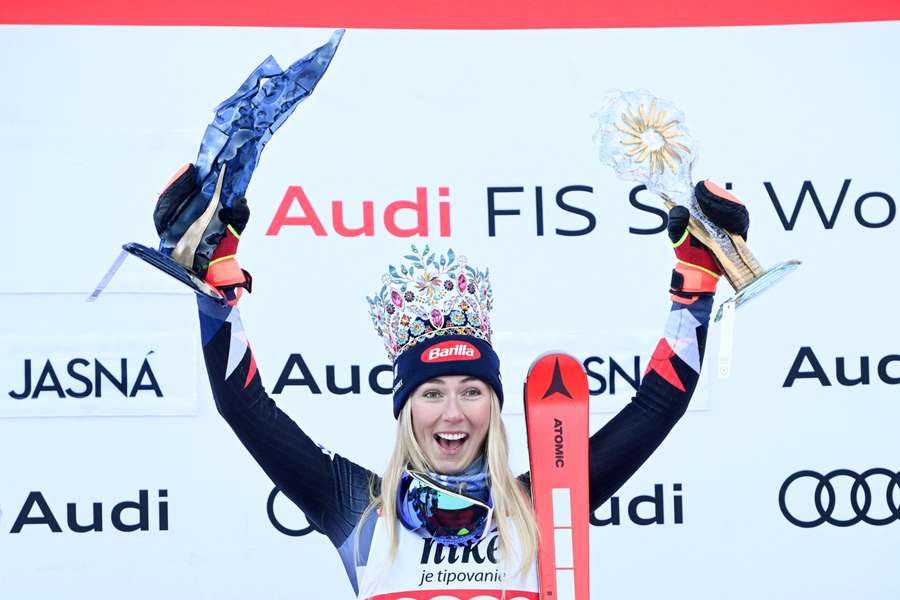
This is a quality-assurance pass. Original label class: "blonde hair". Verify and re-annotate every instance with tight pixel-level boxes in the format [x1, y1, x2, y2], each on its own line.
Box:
[361, 391, 538, 578]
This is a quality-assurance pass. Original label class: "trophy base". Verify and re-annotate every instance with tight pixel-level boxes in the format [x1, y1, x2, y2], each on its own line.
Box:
[714, 259, 801, 322]
[123, 242, 226, 304]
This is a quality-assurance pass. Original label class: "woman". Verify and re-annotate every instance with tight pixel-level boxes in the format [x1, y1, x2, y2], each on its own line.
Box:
[156, 165, 748, 599]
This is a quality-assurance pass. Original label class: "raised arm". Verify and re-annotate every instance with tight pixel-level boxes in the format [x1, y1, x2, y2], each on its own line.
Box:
[155, 164, 376, 548]
[588, 181, 750, 509]
[197, 296, 376, 545]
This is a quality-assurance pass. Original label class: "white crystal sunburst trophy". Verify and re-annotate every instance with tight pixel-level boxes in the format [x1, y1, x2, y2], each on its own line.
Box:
[592, 89, 800, 321]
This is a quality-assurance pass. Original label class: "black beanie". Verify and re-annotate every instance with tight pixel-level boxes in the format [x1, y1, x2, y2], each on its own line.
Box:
[392, 335, 503, 418]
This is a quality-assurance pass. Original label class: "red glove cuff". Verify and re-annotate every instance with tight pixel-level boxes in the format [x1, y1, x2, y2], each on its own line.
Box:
[670, 230, 722, 303]
[205, 226, 250, 306]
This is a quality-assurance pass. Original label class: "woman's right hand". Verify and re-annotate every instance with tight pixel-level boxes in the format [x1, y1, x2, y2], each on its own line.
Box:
[154, 163, 252, 305]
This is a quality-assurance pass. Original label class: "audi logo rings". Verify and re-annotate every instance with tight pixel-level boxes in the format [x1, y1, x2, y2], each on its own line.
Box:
[267, 487, 319, 537]
[779, 469, 900, 528]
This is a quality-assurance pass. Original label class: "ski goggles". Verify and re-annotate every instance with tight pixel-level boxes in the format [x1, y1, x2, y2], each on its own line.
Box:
[400, 470, 494, 546]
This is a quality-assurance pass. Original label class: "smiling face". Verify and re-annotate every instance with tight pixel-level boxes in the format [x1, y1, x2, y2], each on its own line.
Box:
[409, 375, 492, 475]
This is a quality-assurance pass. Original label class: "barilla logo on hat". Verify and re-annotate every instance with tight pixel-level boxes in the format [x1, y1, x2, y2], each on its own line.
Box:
[421, 340, 481, 363]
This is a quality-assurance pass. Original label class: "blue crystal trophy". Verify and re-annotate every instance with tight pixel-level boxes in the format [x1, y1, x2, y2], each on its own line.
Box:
[592, 90, 801, 322]
[98, 30, 344, 303]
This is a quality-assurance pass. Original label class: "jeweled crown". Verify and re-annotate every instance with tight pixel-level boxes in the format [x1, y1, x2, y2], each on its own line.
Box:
[367, 245, 494, 362]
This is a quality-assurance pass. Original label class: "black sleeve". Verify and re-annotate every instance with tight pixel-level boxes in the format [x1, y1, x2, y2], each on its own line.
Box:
[588, 295, 713, 509]
[197, 296, 377, 547]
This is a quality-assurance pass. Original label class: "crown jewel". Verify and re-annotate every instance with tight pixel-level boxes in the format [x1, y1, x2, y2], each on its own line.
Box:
[367, 245, 494, 362]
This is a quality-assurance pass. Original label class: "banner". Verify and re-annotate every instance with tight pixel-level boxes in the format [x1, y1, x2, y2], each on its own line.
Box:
[1, 16, 898, 600]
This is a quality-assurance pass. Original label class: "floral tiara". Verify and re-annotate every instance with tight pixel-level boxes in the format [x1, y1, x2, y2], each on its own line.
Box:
[367, 245, 494, 362]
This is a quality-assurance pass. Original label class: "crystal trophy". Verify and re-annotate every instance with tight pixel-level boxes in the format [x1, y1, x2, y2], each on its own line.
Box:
[592, 90, 800, 321]
[90, 30, 344, 304]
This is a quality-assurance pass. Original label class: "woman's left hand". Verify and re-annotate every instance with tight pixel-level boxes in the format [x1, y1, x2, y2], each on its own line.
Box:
[667, 180, 751, 301]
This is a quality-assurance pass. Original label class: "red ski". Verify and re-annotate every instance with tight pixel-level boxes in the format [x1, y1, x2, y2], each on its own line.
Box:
[524, 353, 590, 600]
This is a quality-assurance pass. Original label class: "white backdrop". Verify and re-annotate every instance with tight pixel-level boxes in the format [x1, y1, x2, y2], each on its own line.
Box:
[1, 22, 898, 600]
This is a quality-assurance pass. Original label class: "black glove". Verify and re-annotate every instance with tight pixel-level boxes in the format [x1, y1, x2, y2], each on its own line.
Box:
[666, 180, 750, 300]
[154, 164, 251, 304]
